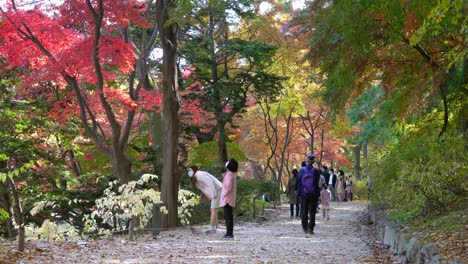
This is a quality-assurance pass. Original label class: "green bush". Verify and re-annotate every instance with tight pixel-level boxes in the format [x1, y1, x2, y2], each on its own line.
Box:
[236, 179, 278, 216]
[0, 208, 8, 222]
[188, 141, 248, 167]
[184, 202, 212, 225]
[352, 179, 368, 200]
[368, 131, 467, 213]
[0, 208, 9, 238]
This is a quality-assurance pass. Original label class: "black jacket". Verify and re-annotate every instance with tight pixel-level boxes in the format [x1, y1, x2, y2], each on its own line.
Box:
[321, 170, 330, 186]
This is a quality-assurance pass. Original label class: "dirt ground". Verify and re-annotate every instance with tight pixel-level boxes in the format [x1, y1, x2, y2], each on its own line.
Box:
[3, 201, 387, 264]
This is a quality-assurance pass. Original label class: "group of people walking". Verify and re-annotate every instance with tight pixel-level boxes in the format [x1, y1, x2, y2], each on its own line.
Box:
[323, 167, 354, 202]
[285, 154, 354, 234]
[186, 153, 354, 239]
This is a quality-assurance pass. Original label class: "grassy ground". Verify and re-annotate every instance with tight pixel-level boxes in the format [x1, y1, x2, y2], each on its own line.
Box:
[388, 201, 467, 262]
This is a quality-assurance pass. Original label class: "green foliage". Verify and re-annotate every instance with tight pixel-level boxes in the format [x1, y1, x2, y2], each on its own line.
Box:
[409, 207, 466, 233]
[301, 0, 466, 143]
[179, 0, 284, 145]
[0, 208, 8, 222]
[387, 205, 467, 240]
[388, 207, 422, 223]
[352, 179, 368, 201]
[368, 131, 467, 213]
[0, 208, 9, 238]
[183, 202, 211, 225]
[236, 179, 278, 215]
[21, 182, 106, 228]
[410, 0, 466, 69]
[77, 147, 112, 175]
[346, 85, 386, 143]
[188, 141, 248, 167]
[0, 208, 10, 223]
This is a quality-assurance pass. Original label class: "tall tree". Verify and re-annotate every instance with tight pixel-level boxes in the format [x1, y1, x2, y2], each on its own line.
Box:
[0, 73, 52, 251]
[179, 0, 283, 164]
[156, 0, 181, 228]
[293, 0, 466, 142]
[300, 106, 328, 155]
[0, 0, 160, 184]
[256, 93, 302, 190]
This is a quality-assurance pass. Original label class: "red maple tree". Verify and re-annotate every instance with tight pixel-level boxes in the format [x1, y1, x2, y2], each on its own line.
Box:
[0, 0, 160, 183]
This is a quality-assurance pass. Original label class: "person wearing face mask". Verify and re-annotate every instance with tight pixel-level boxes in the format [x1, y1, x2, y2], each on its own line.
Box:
[187, 165, 223, 234]
[220, 158, 238, 239]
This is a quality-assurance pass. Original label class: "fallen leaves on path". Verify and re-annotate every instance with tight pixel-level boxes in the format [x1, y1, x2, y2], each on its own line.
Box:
[1, 202, 386, 263]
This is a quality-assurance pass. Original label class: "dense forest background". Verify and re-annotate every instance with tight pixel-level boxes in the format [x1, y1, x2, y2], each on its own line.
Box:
[0, 0, 466, 258]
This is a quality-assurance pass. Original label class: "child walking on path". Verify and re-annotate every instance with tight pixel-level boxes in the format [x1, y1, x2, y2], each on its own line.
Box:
[320, 184, 331, 220]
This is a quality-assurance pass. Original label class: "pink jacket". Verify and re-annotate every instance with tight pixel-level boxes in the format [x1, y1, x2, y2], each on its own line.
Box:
[320, 189, 331, 206]
[219, 170, 237, 207]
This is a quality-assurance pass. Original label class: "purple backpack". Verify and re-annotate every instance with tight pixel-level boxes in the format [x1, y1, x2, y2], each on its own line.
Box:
[302, 166, 318, 195]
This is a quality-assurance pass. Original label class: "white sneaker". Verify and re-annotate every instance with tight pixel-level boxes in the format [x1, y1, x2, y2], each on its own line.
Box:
[204, 228, 216, 234]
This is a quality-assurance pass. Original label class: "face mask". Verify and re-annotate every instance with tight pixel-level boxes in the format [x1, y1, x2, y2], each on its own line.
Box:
[188, 170, 194, 177]
[225, 161, 229, 169]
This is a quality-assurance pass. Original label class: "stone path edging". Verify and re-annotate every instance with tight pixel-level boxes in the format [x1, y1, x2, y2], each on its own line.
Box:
[368, 207, 463, 264]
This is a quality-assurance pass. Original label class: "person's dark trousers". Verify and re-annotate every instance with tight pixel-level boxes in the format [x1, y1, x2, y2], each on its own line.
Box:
[316, 196, 320, 214]
[349, 192, 353, 201]
[299, 197, 305, 218]
[290, 203, 300, 217]
[223, 204, 234, 236]
[329, 186, 336, 201]
[301, 194, 318, 233]
[295, 202, 300, 217]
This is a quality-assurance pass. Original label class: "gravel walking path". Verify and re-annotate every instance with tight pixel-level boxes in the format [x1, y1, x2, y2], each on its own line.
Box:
[9, 201, 380, 263]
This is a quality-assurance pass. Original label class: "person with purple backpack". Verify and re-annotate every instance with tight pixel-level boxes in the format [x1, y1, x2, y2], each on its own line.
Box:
[299, 153, 321, 234]
[296, 160, 307, 218]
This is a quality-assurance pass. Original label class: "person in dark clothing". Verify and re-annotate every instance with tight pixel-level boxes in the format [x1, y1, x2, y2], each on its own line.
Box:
[300, 154, 321, 234]
[296, 161, 307, 217]
[328, 168, 337, 201]
[296, 161, 307, 188]
[321, 166, 330, 186]
[286, 169, 300, 219]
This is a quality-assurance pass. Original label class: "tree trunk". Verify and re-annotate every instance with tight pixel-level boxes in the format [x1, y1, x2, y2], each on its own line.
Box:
[149, 111, 163, 186]
[7, 178, 24, 252]
[250, 162, 264, 181]
[218, 125, 228, 164]
[67, 150, 82, 177]
[353, 143, 362, 179]
[0, 181, 16, 238]
[319, 129, 324, 165]
[362, 142, 368, 176]
[111, 151, 133, 184]
[156, 0, 181, 228]
[362, 143, 368, 162]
